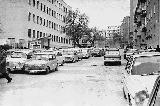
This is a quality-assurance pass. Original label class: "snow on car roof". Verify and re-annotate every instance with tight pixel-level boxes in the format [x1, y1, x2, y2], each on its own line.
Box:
[132, 52, 160, 58]
[34, 52, 56, 55]
[14, 49, 33, 54]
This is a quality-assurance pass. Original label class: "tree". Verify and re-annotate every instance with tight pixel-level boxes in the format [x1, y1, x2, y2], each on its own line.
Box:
[88, 27, 105, 47]
[65, 9, 89, 47]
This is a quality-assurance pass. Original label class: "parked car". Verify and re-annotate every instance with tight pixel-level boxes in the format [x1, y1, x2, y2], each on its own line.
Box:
[91, 48, 103, 57]
[81, 48, 91, 59]
[147, 75, 160, 106]
[62, 49, 79, 63]
[53, 51, 65, 66]
[122, 53, 160, 106]
[70, 48, 83, 60]
[6, 49, 34, 73]
[104, 48, 121, 65]
[124, 49, 137, 60]
[24, 52, 58, 74]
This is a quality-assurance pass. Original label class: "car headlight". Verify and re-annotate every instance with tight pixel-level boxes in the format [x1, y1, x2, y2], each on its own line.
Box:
[134, 90, 149, 105]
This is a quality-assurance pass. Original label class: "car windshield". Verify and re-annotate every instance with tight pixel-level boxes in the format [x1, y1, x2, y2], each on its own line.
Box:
[11, 52, 27, 58]
[33, 54, 51, 60]
[132, 56, 160, 75]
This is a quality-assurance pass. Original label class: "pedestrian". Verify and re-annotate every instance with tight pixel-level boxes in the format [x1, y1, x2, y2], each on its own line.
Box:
[0, 46, 12, 83]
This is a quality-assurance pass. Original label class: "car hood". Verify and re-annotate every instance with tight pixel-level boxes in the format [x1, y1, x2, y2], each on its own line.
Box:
[125, 75, 158, 97]
[25, 60, 48, 65]
[7, 58, 26, 63]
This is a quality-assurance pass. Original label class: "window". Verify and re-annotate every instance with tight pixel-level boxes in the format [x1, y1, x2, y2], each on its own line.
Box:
[33, 14, 35, 23]
[49, 8, 51, 15]
[37, 31, 39, 38]
[61, 37, 63, 43]
[54, 11, 56, 17]
[37, 16, 39, 24]
[47, 7, 48, 14]
[49, 21, 51, 28]
[43, 19, 45, 26]
[52, 22, 54, 29]
[28, 0, 31, 5]
[33, 30, 35, 38]
[40, 17, 42, 25]
[46, 20, 48, 27]
[43, 33, 45, 37]
[28, 12, 31, 21]
[28, 29, 31, 38]
[58, 37, 60, 42]
[56, 36, 58, 42]
[36, 1, 39, 9]
[40, 3, 43, 11]
[54, 35, 56, 42]
[43, 5, 46, 12]
[40, 32, 42, 37]
[33, 0, 35, 7]
[54, 23, 56, 30]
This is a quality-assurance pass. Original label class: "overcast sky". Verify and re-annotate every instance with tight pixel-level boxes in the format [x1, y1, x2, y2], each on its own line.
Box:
[65, 0, 130, 30]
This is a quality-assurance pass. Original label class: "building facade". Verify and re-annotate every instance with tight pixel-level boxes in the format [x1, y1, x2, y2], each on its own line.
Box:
[130, 0, 138, 44]
[0, 0, 72, 49]
[145, 0, 160, 49]
[106, 26, 120, 48]
[120, 16, 131, 46]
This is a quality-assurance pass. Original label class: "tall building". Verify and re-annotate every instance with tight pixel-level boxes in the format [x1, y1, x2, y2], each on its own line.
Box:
[130, 0, 138, 48]
[0, 0, 72, 49]
[120, 16, 130, 45]
[145, 0, 160, 49]
[134, 0, 147, 49]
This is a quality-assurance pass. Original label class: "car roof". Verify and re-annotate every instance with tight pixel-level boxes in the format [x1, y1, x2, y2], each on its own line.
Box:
[132, 52, 160, 58]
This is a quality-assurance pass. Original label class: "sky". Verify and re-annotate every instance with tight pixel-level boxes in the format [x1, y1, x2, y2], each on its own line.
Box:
[65, 0, 130, 30]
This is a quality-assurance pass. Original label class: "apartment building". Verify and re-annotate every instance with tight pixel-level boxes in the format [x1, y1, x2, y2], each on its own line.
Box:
[0, 0, 72, 49]
[146, 0, 160, 49]
[134, 0, 147, 49]
[120, 16, 130, 45]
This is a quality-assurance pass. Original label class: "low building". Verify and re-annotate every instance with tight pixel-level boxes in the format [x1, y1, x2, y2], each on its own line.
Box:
[0, 0, 73, 49]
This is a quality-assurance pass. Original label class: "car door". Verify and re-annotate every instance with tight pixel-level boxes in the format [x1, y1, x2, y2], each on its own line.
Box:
[148, 77, 160, 106]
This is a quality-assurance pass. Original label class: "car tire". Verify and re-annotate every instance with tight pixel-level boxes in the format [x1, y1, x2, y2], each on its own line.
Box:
[55, 65, 58, 71]
[45, 67, 50, 74]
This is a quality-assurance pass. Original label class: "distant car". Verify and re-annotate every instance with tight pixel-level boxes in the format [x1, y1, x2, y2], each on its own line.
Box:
[53, 51, 65, 66]
[24, 52, 58, 74]
[81, 48, 91, 59]
[122, 53, 160, 106]
[104, 48, 121, 65]
[62, 49, 79, 63]
[6, 49, 34, 73]
[91, 48, 103, 57]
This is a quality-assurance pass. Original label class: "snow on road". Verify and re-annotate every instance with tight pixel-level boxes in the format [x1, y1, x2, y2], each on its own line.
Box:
[0, 57, 128, 106]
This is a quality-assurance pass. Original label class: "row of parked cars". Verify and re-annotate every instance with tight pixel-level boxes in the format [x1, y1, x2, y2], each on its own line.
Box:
[122, 49, 160, 106]
[5, 47, 104, 74]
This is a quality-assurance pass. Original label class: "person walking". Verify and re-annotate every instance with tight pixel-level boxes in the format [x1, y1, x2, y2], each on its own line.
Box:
[0, 46, 12, 83]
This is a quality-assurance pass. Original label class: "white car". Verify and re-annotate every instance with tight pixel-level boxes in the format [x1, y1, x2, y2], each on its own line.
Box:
[104, 48, 121, 65]
[123, 53, 160, 106]
[62, 49, 79, 63]
[6, 49, 33, 73]
[81, 48, 91, 59]
[24, 52, 58, 74]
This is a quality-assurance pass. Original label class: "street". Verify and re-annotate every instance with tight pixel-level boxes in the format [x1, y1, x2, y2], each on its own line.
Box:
[0, 57, 128, 106]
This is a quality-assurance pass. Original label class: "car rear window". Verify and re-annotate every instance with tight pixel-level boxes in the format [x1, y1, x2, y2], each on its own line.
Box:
[105, 50, 119, 55]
